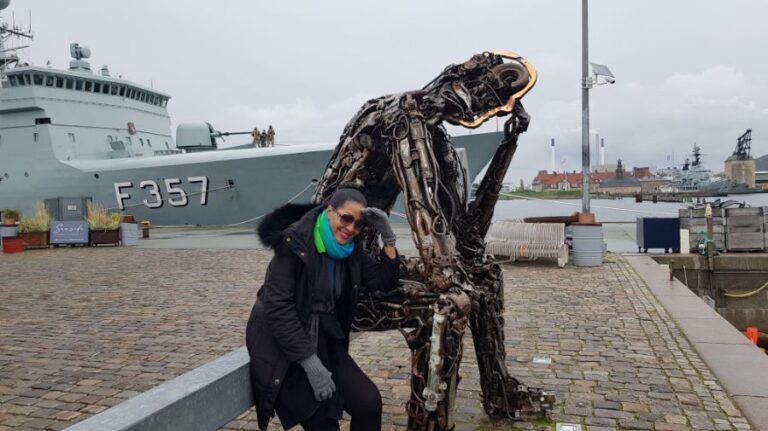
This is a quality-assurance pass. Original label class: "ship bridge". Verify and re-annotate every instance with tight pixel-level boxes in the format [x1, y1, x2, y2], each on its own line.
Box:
[0, 43, 174, 162]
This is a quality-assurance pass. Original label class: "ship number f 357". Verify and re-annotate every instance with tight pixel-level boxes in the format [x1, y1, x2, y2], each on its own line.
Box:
[114, 176, 209, 210]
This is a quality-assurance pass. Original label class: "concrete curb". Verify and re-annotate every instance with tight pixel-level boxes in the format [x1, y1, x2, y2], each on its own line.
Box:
[625, 255, 768, 430]
[63, 348, 252, 431]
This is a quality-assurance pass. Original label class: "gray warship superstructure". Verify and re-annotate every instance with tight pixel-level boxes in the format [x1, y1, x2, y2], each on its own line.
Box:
[658, 144, 748, 196]
[0, 1, 500, 225]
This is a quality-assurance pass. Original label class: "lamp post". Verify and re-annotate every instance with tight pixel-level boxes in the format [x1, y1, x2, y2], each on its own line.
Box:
[581, 0, 590, 214]
[581, 0, 615, 216]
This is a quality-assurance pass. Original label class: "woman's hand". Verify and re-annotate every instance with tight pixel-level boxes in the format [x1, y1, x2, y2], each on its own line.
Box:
[299, 354, 336, 401]
[364, 207, 396, 247]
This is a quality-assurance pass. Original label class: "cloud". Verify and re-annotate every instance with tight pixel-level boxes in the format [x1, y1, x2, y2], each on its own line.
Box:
[199, 66, 766, 189]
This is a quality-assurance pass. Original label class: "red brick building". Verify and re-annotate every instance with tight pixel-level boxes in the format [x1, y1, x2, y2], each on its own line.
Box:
[532, 163, 654, 192]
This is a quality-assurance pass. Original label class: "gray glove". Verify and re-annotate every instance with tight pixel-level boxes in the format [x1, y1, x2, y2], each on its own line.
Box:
[299, 354, 336, 402]
[364, 207, 396, 247]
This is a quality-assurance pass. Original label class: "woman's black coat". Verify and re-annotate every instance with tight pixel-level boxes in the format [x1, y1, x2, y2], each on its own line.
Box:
[246, 203, 399, 429]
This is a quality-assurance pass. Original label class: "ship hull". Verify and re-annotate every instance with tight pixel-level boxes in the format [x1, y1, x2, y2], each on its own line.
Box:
[0, 132, 503, 226]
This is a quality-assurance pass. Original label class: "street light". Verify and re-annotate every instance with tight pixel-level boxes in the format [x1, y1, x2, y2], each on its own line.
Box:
[581, 0, 615, 216]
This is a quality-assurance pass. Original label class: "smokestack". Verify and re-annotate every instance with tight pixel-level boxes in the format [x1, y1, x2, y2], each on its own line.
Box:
[600, 138, 605, 165]
[550, 138, 555, 172]
[595, 133, 600, 166]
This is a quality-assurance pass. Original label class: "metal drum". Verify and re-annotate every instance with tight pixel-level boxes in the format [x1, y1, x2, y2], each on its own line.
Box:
[120, 223, 139, 246]
[572, 224, 603, 267]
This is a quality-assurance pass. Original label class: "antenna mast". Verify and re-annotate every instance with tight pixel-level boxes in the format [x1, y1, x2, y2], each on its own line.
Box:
[0, 0, 34, 81]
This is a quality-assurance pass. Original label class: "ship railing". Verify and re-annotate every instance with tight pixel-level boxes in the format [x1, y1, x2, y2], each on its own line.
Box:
[64, 347, 253, 431]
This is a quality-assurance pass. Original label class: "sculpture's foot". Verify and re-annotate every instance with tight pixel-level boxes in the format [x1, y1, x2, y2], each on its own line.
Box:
[488, 378, 556, 420]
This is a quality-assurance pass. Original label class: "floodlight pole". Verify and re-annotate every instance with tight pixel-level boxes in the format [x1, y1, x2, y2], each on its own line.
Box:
[581, 0, 591, 214]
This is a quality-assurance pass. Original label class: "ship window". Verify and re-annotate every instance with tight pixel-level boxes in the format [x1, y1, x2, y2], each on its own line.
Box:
[35, 118, 51, 125]
[65, 79, 74, 89]
[24, 74, 32, 85]
[8, 76, 17, 86]
[33, 133, 39, 142]
[33, 74, 43, 85]
[139, 92, 146, 102]
[165, 141, 169, 149]
[139, 138, 145, 146]
[125, 136, 132, 145]
[75, 79, 83, 90]
[93, 82, 101, 92]
[55, 77, 64, 88]
[119, 86, 125, 97]
[45, 75, 54, 86]
[102, 84, 109, 94]
[147, 139, 152, 147]
[84, 80, 92, 91]
[110, 85, 117, 95]
[130, 89, 137, 99]
[68, 133, 76, 143]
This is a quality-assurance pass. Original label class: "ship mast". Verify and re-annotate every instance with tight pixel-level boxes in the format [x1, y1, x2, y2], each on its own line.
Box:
[0, 0, 33, 83]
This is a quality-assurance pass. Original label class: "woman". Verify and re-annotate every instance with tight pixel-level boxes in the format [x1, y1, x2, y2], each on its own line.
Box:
[246, 187, 399, 431]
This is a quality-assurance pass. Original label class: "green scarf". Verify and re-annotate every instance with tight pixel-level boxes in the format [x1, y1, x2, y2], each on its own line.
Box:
[313, 209, 354, 259]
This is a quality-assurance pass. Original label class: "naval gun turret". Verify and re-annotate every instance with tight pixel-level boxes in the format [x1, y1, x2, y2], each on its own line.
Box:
[175, 123, 260, 152]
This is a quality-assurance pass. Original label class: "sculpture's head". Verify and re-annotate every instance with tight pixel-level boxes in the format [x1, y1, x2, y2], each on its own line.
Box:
[424, 51, 537, 129]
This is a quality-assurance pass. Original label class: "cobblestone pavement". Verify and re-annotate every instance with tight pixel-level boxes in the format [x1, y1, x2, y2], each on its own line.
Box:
[0, 249, 754, 430]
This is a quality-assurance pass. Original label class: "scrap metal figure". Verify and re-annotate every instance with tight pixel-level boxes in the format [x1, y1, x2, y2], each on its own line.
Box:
[313, 51, 554, 430]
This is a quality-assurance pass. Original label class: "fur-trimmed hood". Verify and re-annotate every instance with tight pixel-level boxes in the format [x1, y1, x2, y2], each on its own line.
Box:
[256, 202, 318, 249]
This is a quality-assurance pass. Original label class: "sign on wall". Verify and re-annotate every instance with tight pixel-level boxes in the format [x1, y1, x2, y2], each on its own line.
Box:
[49, 221, 89, 244]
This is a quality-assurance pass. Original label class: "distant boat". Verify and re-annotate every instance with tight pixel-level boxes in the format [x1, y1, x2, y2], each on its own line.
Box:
[658, 144, 752, 196]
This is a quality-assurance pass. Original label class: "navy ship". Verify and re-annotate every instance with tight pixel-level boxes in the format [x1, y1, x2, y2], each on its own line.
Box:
[0, 0, 501, 225]
[659, 144, 754, 196]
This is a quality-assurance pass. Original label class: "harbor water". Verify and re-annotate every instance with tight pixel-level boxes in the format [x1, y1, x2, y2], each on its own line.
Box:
[491, 193, 768, 222]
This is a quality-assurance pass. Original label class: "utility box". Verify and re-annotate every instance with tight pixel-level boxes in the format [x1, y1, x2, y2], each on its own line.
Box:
[44, 197, 91, 221]
[636, 217, 680, 253]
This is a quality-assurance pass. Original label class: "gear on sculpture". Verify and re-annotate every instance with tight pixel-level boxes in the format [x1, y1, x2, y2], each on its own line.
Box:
[312, 51, 555, 430]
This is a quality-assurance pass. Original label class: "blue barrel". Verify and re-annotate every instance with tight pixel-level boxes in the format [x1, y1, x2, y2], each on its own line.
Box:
[572, 224, 603, 267]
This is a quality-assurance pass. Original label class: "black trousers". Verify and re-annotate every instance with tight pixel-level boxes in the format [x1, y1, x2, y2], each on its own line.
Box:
[300, 347, 382, 431]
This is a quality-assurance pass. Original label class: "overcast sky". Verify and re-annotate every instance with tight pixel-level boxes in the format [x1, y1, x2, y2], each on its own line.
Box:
[5, 0, 767, 184]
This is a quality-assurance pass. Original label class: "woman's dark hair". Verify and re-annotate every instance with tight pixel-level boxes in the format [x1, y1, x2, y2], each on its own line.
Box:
[328, 186, 367, 209]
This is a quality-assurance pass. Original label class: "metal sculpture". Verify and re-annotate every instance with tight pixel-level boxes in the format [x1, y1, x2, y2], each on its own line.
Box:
[312, 51, 554, 430]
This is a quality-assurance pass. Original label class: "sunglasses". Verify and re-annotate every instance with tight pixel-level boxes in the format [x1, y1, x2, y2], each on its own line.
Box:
[330, 208, 366, 230]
